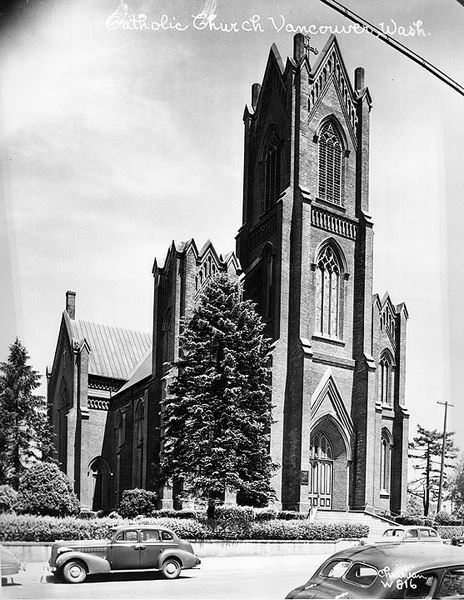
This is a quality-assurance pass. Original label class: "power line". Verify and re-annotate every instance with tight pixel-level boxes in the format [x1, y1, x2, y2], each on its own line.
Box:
[319, 0, 464, 97]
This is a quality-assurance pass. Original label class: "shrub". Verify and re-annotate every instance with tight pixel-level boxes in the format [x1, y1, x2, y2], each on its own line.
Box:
[434, 510, 459, 526]
[276, 510, 307, 520]
[149, 509, 199, 520]
[254, 507, 278, 521]
[15, 462, 79, 517]
[249, 521, 368, 541]
[0, 485, 18, 513]
[0, 513, 368, 542]
[213, 505, 255, 523]
[118, 489, 158, 519]
[436, 526, 464, 540]
[395, 515, 434, 527]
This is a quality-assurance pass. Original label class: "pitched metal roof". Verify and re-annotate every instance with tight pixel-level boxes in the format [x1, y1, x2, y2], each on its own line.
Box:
[68, 316, 151, 380]
[116, 349, 152, 395]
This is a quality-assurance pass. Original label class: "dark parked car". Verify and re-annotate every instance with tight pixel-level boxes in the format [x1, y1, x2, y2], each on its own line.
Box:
[49, 525, 200, 583]
[285, 542, 464, 598]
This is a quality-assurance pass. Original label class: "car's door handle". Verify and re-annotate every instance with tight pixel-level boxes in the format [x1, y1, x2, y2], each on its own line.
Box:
[134, 544, 146, 550]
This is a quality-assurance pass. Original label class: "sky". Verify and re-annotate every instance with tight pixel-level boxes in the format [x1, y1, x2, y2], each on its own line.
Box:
[1, 0, 464, 452]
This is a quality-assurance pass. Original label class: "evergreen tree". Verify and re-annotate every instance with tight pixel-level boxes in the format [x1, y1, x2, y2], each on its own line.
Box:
[0, 339, 52, 488]
[161, 274, 276, 517]
[451, 456, 464, 512]
[408, 424, 458, 516]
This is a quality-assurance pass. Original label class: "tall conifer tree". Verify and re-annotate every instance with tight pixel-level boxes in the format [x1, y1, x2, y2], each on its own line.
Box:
[162, 274, 276, 516]
[0, 339, 51, 488]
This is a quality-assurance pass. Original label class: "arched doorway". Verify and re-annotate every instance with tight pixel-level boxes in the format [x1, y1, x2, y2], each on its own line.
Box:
[88, 457, 110, 511]
[309, 432, 333, 509]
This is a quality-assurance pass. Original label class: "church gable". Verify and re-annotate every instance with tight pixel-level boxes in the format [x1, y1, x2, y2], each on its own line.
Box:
[310, 368, 354, 448]
[307, 36, 359, 147]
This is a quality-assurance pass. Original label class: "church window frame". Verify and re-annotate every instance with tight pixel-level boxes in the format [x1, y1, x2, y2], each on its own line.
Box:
[380, 429, 393, 494]
[116, 410, 126, 448]
[263, 128, 282, 211]
[378, 350, 395, 407]
[133, 399, 145, 488]
[314, 242, 345, 340]
[317, 119, 345, 206]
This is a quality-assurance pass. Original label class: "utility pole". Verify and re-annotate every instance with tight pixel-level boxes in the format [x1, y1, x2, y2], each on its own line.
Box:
[437, 400, 454, 513]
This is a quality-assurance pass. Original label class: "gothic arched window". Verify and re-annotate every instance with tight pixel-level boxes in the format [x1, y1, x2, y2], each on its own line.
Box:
[134, 400, 144, 488]
[318, 121, 343, 205]
[380, 430, 393, 493]
[315, 244, 342, 338]
[264, 131, 281, 210]
[379, 351, 395, 406]
[116, 410, 126, 448]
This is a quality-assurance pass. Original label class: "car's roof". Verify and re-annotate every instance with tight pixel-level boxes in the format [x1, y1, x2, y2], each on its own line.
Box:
[329, 543, 464, 572]
[112, 524, 175, 533]
[384, 525, 436, 531]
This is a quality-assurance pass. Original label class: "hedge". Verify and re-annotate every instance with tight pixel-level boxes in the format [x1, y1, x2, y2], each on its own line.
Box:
[436, 526, 464, 540]
[0, 514, 368, 542]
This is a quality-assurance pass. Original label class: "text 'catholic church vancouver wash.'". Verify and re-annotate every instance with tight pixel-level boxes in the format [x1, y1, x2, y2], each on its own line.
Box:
[48, 34, 409, 516]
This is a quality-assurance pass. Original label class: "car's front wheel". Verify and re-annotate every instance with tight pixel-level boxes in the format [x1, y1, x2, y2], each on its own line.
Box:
[161, 558, 181, 579]
[62, 560, 87, 584]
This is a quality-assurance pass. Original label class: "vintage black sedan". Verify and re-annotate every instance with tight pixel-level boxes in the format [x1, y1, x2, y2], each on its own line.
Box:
[285, 543, 464, 598]
[49, 525, 200, 583]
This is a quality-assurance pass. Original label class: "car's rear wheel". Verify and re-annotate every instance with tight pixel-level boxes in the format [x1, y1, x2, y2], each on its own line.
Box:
[161, 558, 181, 579]
[62, 560, 87, 584]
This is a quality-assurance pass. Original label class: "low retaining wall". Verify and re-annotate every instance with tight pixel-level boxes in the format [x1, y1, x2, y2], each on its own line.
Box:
[4, 539, 359, 563]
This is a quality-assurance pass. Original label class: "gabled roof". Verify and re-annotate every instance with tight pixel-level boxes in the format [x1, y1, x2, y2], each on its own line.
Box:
[65, 312, 151, 380]
[115, 349, 152, 395]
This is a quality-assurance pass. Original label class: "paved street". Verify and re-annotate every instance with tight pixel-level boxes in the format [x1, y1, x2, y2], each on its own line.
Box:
[2, 554, 328, 600]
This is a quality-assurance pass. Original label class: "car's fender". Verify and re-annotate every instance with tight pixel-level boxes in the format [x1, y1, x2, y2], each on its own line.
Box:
[56, 551, 111, 575]
[157, 548, 200, 570]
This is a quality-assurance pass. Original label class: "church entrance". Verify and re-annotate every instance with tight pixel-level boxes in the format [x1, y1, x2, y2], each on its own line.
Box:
[87, 457, 110, 511]
[308, 432, 333, 510]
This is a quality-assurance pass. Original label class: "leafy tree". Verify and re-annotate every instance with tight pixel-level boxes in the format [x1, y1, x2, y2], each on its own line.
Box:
[15, 461, 79, 516]
[450, 456, 464, 511]
[0, 339, 53, 488]
[161, 274, 276, 518]
[0, 484, 18, 513]
[118, 489, 159, 519]
[408, 424, 458, 516]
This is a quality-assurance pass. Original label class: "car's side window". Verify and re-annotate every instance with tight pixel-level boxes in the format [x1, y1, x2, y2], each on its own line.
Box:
[428, 530, 438, 538]
[405, 529, 419, 539]
[141, 530, 160, 542]
[161, 531, 174, 541]
[115, 530, 138, 542]
[343, 563, 378, 587]
[437, 568, 464, 598]
[320, 560, 351, 578]
[404, 573, 437, 598]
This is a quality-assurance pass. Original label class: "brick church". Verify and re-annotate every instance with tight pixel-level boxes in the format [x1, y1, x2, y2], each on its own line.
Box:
[48, 34, 409, 515]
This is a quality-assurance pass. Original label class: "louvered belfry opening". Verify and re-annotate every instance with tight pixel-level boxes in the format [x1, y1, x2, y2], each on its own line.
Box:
[318, 121, 343, 205]
[264, 132, 281, 210]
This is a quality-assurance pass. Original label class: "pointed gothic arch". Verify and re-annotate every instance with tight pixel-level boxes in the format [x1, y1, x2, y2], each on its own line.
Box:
[378, 349, 396, 406]
[316, 116, 346, 206]
[313, 240, 347, 339]
[380, 428, 393, 493]
[87, 456, 111, 511]
[262, 126, 282, 211]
